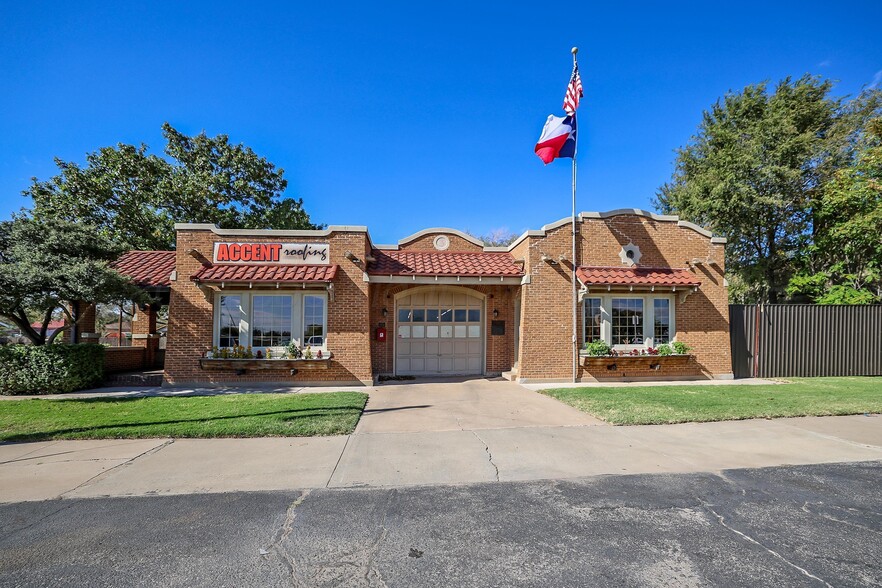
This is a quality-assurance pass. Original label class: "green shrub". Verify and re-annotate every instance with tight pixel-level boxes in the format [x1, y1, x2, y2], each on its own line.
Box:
[672, 341, 691, 355]
[583, 339, 612, 356]
[0, 344, 105, 395]
[657, 343, 674, 356]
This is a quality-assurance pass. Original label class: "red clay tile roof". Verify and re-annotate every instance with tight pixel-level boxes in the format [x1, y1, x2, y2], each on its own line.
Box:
[30, 320, 65, 330]
[112, 251, 176, 288]
[191, 264, 338, 284]
[576, 266, 701, 288]
[368, 250, 524, 277]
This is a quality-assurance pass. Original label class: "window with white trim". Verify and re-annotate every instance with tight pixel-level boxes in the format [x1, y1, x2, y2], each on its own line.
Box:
[582, 294, 675, 349]
[303, 295, 326, 347]
[252, 295, 293, 347]
[653, 298, 671, 344]
[583, 297, 602, 343]
[218, 295, 243, 348]
[213, 291, 328, 351]
[611, 298, 644, 345]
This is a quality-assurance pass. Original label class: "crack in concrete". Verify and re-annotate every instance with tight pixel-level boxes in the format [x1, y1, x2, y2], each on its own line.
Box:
[0, 440, 62, 465]
[263, 490, 312, 587]
[0, 440, 161, 465]
[325, 434, 351, 488]
[58, 439, 175, 499]
[801, 501, 882, 536]
[293, 489, 396, 587]
[471, 430, 500, 481]
[354, 488, 396, 587]
[363, 526, 389, 586]
[702, 503, 834, 587]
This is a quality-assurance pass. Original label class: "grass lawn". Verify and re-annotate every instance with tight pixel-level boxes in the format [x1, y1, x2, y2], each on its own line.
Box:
[540, 377, 882, 425]
[0, 392, 368, 442]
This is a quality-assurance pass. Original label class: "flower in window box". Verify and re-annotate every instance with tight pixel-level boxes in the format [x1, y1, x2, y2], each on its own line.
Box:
[317, 349, 323, 359]
[256, 349, 263, 359]
[286, 342, 303, 359]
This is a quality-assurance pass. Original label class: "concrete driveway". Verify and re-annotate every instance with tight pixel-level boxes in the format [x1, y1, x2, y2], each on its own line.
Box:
[357, 377, 604, 433]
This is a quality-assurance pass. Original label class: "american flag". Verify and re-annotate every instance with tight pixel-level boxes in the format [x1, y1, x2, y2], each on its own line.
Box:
[562, 62, 583, 115]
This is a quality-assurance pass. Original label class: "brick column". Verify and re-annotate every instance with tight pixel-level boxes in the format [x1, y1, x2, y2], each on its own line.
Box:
[63, 301, 97, 344]
[131, 303, 159, 367]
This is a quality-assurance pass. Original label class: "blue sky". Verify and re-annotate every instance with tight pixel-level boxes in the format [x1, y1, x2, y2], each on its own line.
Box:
[1, 1, 881, 244]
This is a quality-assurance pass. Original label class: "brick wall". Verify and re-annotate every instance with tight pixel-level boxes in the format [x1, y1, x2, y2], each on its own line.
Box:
[63, 302, 97, 343]
[104, 347, 147, 374]
[164, 228, 373, 385]
[163, 214, 728, 385]
[517, 213, 731, 381]
[396, 232, 483, 252]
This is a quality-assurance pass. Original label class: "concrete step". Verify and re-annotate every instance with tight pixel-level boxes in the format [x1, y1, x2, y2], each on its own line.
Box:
[500, 370, 518, 381]
[104, 372, 164, 387]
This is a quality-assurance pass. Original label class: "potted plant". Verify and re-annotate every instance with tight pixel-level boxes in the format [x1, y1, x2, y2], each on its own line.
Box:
[286, 342, 303, 359]
[583, 340, 612, 357]
[672, 341, 691, 355]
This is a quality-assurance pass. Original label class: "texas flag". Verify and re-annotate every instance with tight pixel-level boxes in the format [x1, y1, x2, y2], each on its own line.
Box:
[534, 114, 577, 164]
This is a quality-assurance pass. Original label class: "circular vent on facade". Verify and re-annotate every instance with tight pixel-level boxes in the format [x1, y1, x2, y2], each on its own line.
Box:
[433, 235, 450, 251]
[619, 243, 642, 266]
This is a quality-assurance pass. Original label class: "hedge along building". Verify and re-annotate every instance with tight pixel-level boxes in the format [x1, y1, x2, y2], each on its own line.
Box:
[117, 209, 731, 386]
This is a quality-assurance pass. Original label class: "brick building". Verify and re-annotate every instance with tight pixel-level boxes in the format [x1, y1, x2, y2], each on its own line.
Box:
[112, 209, 732, 385]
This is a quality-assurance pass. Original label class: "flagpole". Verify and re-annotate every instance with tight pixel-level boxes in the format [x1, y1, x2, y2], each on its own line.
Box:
[570, 46, 579, 384]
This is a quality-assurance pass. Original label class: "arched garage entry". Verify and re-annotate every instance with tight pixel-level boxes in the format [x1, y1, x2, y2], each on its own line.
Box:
[394, 286, 485, 376]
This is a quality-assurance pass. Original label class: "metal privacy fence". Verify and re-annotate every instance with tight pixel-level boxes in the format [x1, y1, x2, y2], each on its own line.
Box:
[729, 304, 882, 378]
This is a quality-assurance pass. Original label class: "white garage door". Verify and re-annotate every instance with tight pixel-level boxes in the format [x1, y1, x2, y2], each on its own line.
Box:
[396, 290, 483, 376]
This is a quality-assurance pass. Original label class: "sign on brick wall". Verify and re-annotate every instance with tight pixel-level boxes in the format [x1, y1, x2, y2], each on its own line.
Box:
[213, 243, 330, 265]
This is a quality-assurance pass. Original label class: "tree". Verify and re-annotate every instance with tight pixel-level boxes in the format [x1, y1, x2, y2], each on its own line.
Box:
[466, 228, 520, 247]
[0, 216, 146, 345]
[25, 123, 320, 250]
[656, 76, 841, 303]
[787, 118, 882, 303]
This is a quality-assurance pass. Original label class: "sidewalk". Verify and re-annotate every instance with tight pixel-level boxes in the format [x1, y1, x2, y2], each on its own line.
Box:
[2, 413, 880, 503]
[519, 377, 781, 390]
[0, 384, 354, 401]
[0, 375, 782, 400]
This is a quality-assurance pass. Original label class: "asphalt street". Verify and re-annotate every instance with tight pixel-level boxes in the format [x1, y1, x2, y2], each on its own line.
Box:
[1, 461, 880, 587]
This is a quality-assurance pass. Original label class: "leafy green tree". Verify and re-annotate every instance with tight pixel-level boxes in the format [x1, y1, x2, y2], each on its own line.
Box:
[26, 123, 320, 250]
[787, 118, 882, 303]
[656, 76, 882, 303]
[0, 216, 146, 345]
[465, 228, 520, 247]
